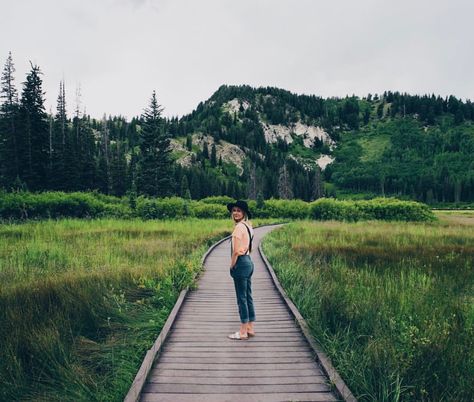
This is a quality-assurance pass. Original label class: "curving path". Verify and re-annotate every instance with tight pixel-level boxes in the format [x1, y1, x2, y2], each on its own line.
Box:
[137, 224, 345, 402]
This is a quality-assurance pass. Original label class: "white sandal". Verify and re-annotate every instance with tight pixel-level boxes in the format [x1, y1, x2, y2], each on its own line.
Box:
[228, 331, 248, 340]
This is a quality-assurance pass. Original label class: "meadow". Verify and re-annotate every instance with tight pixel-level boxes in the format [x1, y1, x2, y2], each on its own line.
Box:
[0, 217, 276, 401]
[262, 211, 474, 401]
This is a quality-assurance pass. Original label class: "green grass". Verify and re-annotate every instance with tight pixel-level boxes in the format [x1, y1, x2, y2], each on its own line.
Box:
[0, 217, 276, 401]
[262, 215, 474, 401]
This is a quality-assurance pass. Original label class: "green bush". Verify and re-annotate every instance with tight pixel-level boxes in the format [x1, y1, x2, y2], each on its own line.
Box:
[135, 196, 188, 219]
[260, 198, 309, 219]
[0, 191, 436, 222]
[357, 197, 436, 221]
[189, 202, 228, 218]
[0, 191, 128, 220]
[199, 195, 234, 205]
[310, 197, 435, 222]
[310, 198, 348, 221]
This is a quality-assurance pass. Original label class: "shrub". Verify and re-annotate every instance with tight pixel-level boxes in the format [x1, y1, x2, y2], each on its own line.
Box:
[310, 197, 435, 222]
[135, 197, 188, 219]
[310, 198, 366, 221]
[0, 191, 128, 220]
[0, 191, 435, 222]
[261, 198, 309, 219]
[199, 196, 234, 205]
[189, 202, 228, 218]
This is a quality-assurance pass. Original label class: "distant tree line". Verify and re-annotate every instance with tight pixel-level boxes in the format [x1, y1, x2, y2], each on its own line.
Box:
[1, 55, 472, 203]
[0, 55, 325, 201]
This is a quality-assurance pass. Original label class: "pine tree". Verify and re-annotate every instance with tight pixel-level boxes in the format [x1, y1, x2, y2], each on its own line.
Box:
[311, 166, 323, 200]
[186, 134, 192, 151]
[180, 174, 191, 198]
[210, 143, 217, 167]
[189, 171, 200, 199]
[50, 80, 68, 190]
[247, 161, 257, 200]
[278, 162, 293, 199]
[256, 191, 265, 209]
[110, 141, 127, 196]
[137, 91, 174, 197]
[79, 114, 97, 191]
[0, 52, 20, 188]
[202, 141, 209, 159]
[19, 62, 49, 190]
[99, 116, 111, 193]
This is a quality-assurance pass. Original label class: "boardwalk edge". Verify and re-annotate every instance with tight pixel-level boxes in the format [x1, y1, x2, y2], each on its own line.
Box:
[123, 233, 232, 402]
[258, 240, 358, 402]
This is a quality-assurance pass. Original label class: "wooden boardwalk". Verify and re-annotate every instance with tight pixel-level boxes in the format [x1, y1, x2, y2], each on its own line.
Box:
[128, 224, 355, 402]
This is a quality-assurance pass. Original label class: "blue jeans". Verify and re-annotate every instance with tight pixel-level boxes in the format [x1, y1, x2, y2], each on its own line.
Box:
[230, 255, 255, 324]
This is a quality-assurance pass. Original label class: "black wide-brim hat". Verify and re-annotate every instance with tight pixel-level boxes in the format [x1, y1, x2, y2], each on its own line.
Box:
[226, 200, 252, 219]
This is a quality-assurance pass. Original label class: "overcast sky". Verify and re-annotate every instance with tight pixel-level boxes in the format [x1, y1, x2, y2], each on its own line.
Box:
[2, 0, 473, 119]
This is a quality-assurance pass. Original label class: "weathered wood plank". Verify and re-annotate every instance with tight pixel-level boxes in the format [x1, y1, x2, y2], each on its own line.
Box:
[149, 368, 324, 378]
[147, 375, 326, 385]
[140, 392, 338, 402]
[161, 347, 313, 354]
[142, 383, 331, 394]
[160, 351, 314, 358]
[157, 356, 315, 364]
[153, 362, 318, 370]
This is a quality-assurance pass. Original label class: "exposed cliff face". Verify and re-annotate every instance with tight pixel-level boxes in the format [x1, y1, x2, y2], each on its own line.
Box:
[171, 133, 253, 175]
[172, 91, 339, 175]
[261, 121, 334, 148]
[316, 154, 335, 170]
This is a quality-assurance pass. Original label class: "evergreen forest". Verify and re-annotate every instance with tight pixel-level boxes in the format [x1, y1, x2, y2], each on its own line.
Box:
[1, 52, 473, 204]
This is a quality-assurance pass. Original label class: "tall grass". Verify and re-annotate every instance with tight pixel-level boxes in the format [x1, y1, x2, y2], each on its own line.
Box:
[262, 215, 474, 401]
[0, 218, 276, 401]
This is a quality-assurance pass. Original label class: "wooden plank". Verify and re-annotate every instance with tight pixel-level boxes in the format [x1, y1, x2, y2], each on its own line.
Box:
[147, 375, 326, 385]
[142, 383, 331, 394]
[149, 368, 324, 378]
[153, 362, 318, 370]
[164, 340, 308, 346]
[161, 347, 313, 354]
[158, 356, 315, 364]
[168, 334, 302, 340]
[140, 392, 337, 402]
[169, 329, 301, 335]
[160, 351, 314, 358]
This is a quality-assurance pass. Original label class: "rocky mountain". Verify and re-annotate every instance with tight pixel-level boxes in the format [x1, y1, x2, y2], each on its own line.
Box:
[166, 85, 474, 203]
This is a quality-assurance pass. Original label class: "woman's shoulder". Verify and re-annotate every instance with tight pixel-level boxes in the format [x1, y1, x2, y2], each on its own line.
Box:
[237, 220, 253, 227]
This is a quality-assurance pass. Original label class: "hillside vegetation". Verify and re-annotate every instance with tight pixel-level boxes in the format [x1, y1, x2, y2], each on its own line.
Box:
[1, 53, 472, 204]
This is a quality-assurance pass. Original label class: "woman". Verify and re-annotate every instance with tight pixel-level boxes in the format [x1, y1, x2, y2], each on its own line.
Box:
[226, 200, 256, 340]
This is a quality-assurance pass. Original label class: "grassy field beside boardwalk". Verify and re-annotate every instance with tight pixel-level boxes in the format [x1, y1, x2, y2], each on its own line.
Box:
[0, 217, 277, 401]
[262, 212, 474, 402]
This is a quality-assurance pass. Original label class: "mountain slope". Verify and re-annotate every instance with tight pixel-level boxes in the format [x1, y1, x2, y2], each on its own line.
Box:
[166, 85, 474, 203]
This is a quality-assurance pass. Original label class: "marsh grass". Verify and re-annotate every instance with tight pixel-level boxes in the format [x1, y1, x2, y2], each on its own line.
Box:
[0, 218, 277, 401]
[262, 214, 474, 401]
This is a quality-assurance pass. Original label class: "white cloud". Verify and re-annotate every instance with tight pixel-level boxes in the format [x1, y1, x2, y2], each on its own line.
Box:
[2, 0, 473, 119]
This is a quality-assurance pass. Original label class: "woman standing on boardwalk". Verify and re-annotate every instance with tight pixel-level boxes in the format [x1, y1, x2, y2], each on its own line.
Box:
[227, 200, 256, 340]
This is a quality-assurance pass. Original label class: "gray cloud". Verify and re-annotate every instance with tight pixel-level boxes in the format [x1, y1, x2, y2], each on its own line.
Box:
[2, 0, 473, 119]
